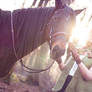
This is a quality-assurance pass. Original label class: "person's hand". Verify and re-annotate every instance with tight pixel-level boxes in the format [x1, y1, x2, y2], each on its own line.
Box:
[59, 61, 66, 70]
[68, 43, 76, 52]
[56, 58, 66, 70]
[69, 43, 81, 64]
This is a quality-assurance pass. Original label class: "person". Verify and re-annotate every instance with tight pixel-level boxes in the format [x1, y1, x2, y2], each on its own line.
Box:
[69, 43, 92, 81]
[53, 42, 92, 92]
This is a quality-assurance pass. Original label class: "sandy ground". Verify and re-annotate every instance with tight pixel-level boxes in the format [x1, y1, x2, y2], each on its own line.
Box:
[0, 81, 40, 92]
[0, 81, 55, 92]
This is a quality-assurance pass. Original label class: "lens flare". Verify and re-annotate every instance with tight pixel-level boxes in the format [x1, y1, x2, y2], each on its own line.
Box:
[70, 0, 92, 48]
[70, 25, 90, 47]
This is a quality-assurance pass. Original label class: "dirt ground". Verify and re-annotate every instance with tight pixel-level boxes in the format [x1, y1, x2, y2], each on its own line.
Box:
[0, 81, 55, 92]
[0, 81, 39, 92]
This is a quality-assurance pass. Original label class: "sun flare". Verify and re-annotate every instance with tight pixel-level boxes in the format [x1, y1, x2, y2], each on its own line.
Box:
[70, 0, 92, 48]
[70, 25, 90, 47]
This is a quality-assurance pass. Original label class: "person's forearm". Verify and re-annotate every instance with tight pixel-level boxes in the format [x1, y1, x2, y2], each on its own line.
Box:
[78, 62, 92, 81]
